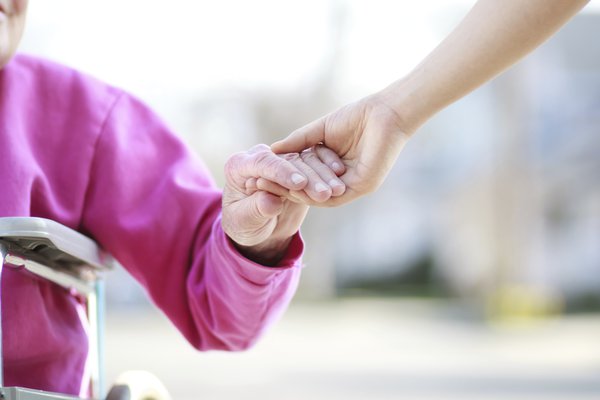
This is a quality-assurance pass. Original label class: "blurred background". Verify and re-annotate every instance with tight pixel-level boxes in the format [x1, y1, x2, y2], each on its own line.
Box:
[20, 1, 600, 399]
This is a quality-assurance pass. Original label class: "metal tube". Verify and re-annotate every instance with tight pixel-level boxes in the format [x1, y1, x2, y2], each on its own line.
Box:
[87, 289, 100, 400]
[0, 241, 7, 388]
[96, 279, 106, 400]
[87, 278, 106, 400]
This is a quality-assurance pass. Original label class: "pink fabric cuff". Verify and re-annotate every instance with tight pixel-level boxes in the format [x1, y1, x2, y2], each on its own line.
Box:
[211, 215, 304, 285]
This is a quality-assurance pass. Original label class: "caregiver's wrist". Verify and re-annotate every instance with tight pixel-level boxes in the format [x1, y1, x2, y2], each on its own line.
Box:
[378, 72, 435, 136]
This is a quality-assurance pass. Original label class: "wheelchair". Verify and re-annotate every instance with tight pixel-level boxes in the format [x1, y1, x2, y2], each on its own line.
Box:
[0, 217, 171, 400]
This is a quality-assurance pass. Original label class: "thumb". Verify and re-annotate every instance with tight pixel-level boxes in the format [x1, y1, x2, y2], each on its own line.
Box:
[224, 191, 285, 247]
[242, 190, 284, 226]
[254, 191, 285, 219]
[271, 117, 326, 154]
[237, 191, 284, 224]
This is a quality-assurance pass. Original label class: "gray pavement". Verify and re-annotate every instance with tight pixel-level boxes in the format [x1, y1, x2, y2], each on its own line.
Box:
[104, 298, 600, 400]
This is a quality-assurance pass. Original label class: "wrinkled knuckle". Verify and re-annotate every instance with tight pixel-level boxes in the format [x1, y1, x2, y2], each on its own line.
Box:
[313, 144, 326, 155]
[256, 151, 288, 179]
[252, 143, 270, 152]
[316, 144, 337, 160]
[300, 150, 318, 163]
[224, 152, 244, 177]
[251, 150, 276, 171]
[252, 150, 271, 164]
[226, 151, 245, 166]
[280, 152, 300, 162]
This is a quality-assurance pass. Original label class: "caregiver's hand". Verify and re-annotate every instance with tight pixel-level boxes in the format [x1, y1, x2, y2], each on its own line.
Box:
[271, 92, 412, 206]
[222, 144, 345, 265]
[272, 0, 589, 206]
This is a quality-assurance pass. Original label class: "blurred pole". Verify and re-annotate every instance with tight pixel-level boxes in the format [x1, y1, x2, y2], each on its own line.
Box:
[487, 65, 554, 321]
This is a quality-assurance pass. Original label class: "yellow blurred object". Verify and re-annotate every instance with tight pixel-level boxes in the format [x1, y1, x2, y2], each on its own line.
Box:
[486, 284, 564, 326]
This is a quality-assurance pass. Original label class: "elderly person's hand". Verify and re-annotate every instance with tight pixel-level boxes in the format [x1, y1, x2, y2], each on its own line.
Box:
[222, 144, 345, 265]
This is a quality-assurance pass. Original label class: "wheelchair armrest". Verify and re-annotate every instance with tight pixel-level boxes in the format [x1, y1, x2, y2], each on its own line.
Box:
[0, 217, 113, 280]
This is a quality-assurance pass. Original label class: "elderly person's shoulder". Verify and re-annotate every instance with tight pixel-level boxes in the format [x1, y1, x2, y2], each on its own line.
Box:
[2, 53, 122, 110]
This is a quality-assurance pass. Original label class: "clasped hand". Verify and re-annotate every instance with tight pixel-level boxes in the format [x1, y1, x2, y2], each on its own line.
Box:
[222, 144, 345, 266]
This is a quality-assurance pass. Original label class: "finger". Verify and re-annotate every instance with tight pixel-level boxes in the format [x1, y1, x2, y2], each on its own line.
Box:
[294, 185, 361, 208]
[313, 144, 346, 176]
[300, 148, 346, 197]
[271, 117, 326, 154]
[232, 190, 284, 222]
[256, 178, 290, 198]
[245, 177, 258, 194]
[281, 153, 332, 203]
[288, 189, 315, 205]
[225, 148, 308, 191]
[224, 191, 283, 246]
[255, 191, 285, 219]
[255, 178, 324, 206]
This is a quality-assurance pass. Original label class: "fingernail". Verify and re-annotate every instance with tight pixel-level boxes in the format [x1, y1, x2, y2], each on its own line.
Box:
[315, 182, 329, 193]
[291, 173, 306, 185]
[329, 179, 343, 188]
[332, 162, 342, 171]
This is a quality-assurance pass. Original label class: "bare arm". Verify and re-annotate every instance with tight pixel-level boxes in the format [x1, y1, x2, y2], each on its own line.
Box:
[272, 0, 590, 205]
[388, 0, 590, 132]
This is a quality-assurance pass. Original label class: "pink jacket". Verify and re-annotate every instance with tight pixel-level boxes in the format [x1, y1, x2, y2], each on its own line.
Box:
[0, 54, 303, 396]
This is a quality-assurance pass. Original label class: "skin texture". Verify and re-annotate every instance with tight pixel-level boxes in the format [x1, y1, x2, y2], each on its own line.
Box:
[272, 0, 590, 207]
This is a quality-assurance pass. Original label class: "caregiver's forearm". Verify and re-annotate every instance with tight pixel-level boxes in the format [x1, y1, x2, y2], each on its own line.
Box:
[383, 0, 589, 133]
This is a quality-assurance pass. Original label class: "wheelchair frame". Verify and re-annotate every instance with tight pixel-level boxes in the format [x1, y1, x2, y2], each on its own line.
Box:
[0, 217, 112, 400]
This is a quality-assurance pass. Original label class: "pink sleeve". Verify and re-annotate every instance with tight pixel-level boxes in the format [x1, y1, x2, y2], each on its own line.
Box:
[81, 93, 303, 350]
